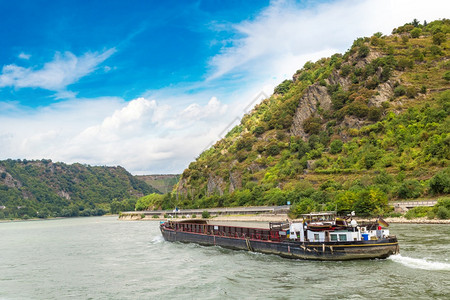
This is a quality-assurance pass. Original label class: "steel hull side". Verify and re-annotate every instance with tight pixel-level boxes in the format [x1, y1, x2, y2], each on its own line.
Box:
[160, 227, 399, 261]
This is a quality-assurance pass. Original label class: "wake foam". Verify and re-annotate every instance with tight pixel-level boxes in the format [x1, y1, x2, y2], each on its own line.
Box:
[389, 254, 450, 271]
[151, 236, 164, 244]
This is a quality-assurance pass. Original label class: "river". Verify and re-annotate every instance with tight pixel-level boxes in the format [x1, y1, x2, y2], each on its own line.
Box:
[0, 216, 449, 299]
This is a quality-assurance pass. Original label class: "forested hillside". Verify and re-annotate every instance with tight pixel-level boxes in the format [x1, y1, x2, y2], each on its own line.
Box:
[147, 20, 449, 217]
[135, 174, 179, 194]
[0, 159, 158, 219]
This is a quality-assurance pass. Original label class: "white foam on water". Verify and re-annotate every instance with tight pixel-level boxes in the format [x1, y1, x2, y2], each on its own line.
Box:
[389, 254, 450, 271]
[151, 235, 165, 244]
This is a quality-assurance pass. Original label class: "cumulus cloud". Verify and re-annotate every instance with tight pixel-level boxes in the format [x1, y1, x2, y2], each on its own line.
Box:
[209, 0, 449, 81]
[0, 48, 115, 91]
[0, 96, 230, 174]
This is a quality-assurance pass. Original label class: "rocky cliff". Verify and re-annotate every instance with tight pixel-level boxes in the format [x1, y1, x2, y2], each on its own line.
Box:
[168, 20, 449, 212]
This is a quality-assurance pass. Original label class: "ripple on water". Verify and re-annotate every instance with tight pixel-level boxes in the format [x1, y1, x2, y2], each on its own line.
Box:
[0, 219, 449, 299]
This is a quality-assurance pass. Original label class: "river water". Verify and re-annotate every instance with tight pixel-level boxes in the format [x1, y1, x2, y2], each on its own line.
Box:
[0, 216, 449, 299]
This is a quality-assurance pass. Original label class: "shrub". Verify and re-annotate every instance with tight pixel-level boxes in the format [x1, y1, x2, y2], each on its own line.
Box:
[236, 150, 248, 162]
[192, 214, 197, 218]
[202, 210, 210, 218]
[412, 49, 424, 61]
[274, 79, 293, 95]
[365, 77, 379, 89]
[401, 35, 409, 44]
[331, 90, 350, 110]
[266, 143, 281, 156]
[152, 215, 159, 219]
[410, 27, 421, 38]
[330, 140, 344, 154]
[253, 126, 265, 136]
[405, 206, 432, 219]
[394, 85, 406, 97]
[397, 58, 414, 70]
[358, 45, 370, 58]
[340, 64, 352, 77]
[436, 206, 450, 219]
[429, 45, 443, 56]
[443, 71, 450, 82]
[396, 179, 423, 199]
[236, 136, 254, 151]
[363, 151, 378, 169]
[428, 168, 450, 194]
[303, 117, 322, 135]
[368, 107, 383, 121]
[406, 86, 417, 98]
[432, 32, 446, 45]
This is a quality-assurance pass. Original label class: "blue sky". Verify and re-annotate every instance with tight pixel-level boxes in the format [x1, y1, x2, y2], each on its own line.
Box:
[0, 0, 448, 174]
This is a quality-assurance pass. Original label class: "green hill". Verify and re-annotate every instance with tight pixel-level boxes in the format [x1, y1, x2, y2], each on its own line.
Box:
[0, 159, 158, 219]
[157, 19, 449, 216]
[135, 174, 179, 194]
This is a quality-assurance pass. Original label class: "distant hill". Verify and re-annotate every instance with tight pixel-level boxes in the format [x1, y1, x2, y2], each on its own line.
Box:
[135, 174, 179, 194]
[157, 19, 449, 216]
[0, 159, 158, 219]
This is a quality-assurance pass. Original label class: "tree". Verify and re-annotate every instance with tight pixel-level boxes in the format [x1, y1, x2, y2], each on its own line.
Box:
[289, 198, 318, 218]
[266, 143, 280, 156]
[303, 117, 322, 135]
[428, 168, 450, 194]
[432, 32, 446, 45]
[358, 45, 370, 58]
[330, 140, 343, 154]
[274, 80, 293, 95]
[410, 27, 421, 38]
[396, 180, 423, 199]
[353, 188, 388, 216]
[253, 126, 265, 136]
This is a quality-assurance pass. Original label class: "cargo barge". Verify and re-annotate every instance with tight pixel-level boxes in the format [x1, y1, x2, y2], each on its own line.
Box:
[159, 212, 399, 261]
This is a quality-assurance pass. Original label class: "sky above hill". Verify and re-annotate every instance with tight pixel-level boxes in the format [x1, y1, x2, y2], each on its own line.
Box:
[0, 0, 448, 174]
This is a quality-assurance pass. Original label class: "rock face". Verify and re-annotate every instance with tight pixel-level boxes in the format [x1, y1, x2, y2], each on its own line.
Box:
[326, 69, 351, 90]
[0, 167, 21, 188]
[290, 84, 331, 137]
[58, 190, 71, 200]
[369, 80, 394, 107]
[207, 174, 224, 196]
[176, 177, 188, 197]
[229, 171, 242, 193]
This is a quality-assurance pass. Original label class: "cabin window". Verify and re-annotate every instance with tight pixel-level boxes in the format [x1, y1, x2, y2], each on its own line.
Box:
[331, 234, 338, 241]
[314, 234, 319, 241]
[339, 234, 347, 241]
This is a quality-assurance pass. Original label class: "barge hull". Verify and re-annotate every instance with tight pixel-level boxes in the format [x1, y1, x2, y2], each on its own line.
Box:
[160, 227, 399, 261]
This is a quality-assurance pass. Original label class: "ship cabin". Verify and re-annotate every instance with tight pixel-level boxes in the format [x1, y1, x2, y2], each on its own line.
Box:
[286, 212, 390, 243]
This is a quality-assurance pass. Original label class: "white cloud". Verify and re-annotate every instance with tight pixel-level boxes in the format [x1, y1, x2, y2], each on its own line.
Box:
[1, 0, 448, 174]
[0, 48, 115, 91]
[18, 52, 31, 60]
[0, 96, 230, 174]
[209, 0, 449, 82]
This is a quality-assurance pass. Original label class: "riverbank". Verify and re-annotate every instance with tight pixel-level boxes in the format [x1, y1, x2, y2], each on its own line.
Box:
[119, 213, 450, 224]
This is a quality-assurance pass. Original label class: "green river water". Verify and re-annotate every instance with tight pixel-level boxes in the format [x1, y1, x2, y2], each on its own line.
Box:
[0, 216, 449, 299]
